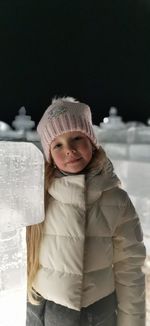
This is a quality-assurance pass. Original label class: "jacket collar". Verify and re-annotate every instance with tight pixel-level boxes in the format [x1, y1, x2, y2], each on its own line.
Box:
[48, 158, 120, 206]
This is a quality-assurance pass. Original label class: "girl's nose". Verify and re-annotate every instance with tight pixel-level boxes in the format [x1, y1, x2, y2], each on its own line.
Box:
[66, 146, 76, 155]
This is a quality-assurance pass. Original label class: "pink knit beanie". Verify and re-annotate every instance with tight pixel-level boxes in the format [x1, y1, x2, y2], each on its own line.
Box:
[37, 97, 98, 162]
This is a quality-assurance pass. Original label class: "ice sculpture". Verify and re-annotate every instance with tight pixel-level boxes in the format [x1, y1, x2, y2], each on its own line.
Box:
[93, 106, 150, 148]
[100, 106, 126, 129]
[0, 142, 44, 326]
[112, 159, 150, 325]
[12, 106, 35, 132]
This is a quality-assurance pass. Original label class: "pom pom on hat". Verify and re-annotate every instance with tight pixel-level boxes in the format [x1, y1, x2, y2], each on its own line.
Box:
[37, 96, 98, 162]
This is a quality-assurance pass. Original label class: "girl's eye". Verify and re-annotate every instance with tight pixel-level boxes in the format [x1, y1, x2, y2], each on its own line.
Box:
[53, 143, 62, 149]
[74, 136, 82, 141]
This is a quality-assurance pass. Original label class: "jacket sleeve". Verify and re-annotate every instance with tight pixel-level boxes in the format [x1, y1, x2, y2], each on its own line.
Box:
[113, 191, 146, 326]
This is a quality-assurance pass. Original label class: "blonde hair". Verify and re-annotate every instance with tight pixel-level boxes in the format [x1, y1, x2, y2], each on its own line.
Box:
[26, 160, 55, 304]
[26, 145, 106, 304]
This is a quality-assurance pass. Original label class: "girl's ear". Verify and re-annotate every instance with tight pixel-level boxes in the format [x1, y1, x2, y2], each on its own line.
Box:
[48, 150, 56, 168]
[51, 157, 56, 169]
[92, 145, 96, 153]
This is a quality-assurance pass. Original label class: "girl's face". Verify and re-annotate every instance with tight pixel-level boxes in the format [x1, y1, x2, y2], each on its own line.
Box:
[50, 131, 93, 173]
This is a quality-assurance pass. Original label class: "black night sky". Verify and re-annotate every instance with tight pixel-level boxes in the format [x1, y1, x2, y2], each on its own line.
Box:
[1, 0, 150, 127]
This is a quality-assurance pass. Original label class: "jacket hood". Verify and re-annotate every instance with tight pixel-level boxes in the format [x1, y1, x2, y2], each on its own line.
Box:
[85, 157, 121, 204]
[94, 157, 121, 191]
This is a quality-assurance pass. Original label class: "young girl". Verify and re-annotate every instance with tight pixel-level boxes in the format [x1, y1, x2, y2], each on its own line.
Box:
[26, 97, 146, 326]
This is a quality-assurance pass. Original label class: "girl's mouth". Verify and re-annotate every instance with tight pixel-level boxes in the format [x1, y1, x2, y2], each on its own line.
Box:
[67, 158, 82, 164]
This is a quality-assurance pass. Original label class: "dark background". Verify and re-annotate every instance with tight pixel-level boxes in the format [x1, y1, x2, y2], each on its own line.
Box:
[1, 0, 150, 127]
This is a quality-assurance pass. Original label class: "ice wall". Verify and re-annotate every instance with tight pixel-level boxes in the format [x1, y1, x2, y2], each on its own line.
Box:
[112, 160, 150, 251]
[0, 142, 44, 326]
[112, 159, 150, 325]
[102, 142, 150, 162]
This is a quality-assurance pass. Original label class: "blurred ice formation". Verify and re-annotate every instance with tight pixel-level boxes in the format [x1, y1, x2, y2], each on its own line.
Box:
[12, 107, 35, 132]
[112, 160, 150, 248]
[0, 142, 44, 326]
[100, 106, 126, 128]
[0, 107, 38, 142]
[112, 159, 150, 325]
[93, 107, 150, 163]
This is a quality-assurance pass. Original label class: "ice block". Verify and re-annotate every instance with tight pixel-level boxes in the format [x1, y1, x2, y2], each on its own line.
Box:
[0, 142, 44, 326]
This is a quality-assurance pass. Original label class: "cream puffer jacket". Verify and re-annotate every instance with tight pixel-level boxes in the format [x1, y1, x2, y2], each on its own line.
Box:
[33, 160, 146, 326]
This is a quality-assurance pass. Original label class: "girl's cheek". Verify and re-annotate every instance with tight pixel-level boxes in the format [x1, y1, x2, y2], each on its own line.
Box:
[53, 152, 64, 165]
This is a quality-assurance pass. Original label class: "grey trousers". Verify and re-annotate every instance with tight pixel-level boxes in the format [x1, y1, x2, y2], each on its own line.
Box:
[26, 292, 117, 326]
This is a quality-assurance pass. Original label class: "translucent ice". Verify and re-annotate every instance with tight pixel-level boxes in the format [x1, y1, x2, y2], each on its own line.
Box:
[0, 142, 44, 326]
[112, 159, 150, 253]
[0, 142, 44, 231]
[100, 142, 150, 162]
[128, 144, 150, 162]
[112, 159, 150, 325]
[0, 229, 26, 326]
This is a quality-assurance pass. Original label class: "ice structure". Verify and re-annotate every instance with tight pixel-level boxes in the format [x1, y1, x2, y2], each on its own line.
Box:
[12, 106, 35, 132]
[93, 107, 150, 163]
[0, 142, 44, 326]
[112, 159, 150, 325]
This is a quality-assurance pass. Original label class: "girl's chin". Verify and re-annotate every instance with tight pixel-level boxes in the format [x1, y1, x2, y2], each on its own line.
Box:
[63, 164, 87, 174]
